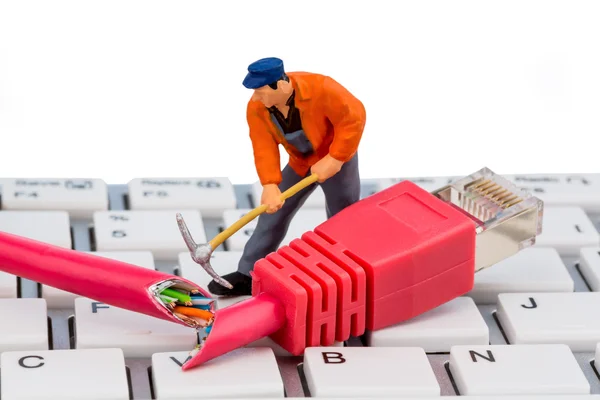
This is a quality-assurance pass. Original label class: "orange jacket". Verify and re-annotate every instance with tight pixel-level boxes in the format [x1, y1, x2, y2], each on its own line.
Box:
[246, 72, 366, 186]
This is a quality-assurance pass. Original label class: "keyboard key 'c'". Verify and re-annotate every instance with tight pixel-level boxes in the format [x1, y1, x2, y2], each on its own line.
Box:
[0, 348, 130, 400]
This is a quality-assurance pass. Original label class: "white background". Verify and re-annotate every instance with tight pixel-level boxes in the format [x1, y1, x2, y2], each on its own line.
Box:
[1, 0, 598, 184]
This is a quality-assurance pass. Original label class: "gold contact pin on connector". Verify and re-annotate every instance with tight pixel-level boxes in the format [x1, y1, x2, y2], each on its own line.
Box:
[432, 167, 543, 273]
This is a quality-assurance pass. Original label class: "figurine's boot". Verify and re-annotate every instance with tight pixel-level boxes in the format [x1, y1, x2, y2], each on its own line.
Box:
[208, 272, 252, 296]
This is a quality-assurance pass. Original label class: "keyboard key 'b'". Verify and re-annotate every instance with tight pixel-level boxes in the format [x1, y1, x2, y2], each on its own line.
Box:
[151, 348, 284, 398]
[449, 344, 590, 395]
[302, 347, 440, 397]
[0, 348, 130, 400]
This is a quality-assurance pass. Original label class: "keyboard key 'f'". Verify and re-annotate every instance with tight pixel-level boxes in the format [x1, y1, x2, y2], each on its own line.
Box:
[302, 347, 440, 397]
[151, 348, 284, 398]
[495, 292, 600, 351]
[449, 344, 590, 395]
[128, 178, 236, 218]
[0, 178, 108, 219]
[365, 297, 489, 351]
[0, 348, 130, 400]
[74, 297, 196, 357]
[93, 210, 206, 260]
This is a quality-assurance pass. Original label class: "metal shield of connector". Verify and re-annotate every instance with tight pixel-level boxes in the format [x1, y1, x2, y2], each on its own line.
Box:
[431, 167, 543, 272]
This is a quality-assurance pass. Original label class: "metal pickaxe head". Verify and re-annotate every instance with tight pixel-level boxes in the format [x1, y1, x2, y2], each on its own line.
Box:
[175, 213, 233, 289]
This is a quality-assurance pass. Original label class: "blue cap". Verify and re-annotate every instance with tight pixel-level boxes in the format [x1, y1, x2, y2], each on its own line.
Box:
[243, 57, 285, 89]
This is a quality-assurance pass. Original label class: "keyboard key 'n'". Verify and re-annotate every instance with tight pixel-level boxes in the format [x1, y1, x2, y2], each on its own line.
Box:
[365, 296, 489, 351]
[0, 178, 108, 219]
[467, 247, 574, 304]
[302, 347, 440, 397]
[128, 177, 236, 218]
[496, 292, 600, 351]
[93, 210, 205, 260]
[449, 344, 589, 396]
[74, 297, 196, 357]
[0, 298, 48, 352]
[151, 348, 284, 398]
[0, 348, 129, 400]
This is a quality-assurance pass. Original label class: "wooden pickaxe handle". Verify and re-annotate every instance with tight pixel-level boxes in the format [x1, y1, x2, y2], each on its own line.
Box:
[209, 173, 320, 250]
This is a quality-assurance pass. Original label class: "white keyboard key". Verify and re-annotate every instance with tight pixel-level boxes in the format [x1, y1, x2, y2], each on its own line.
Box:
[467, 248, 574, 304]
[93, 210, 206, 260]
[0, 211, 72, 298]
[222, 208, 327, 251]
[0, 298, 48, 352]
[0, 210, 72, 247]
[0, 348, 129, 400]
[534, 206, 599, 255]
[597, 343, 600, 365]
[449, 344, 589, 395]
[365, 297, 488, 351]
[128, 177, 236, 218]
[42, 251, 155, 308]
[252, 180, 325, 209]
[507, 173, 600, 213]
[496, 292, 600, 351]
[74, 297, 196, 357]
[303, 347, 440, 397]
[375, 176, 456, 193]
[0, 178, 108, 219]
[151, 348, 284, 398]
[579, 247, 600, 291]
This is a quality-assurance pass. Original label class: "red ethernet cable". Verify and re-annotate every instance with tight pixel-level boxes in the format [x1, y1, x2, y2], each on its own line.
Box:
[0, 167, 542, 371]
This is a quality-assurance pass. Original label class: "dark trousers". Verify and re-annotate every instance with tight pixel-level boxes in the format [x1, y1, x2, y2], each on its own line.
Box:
[237, 153, 360, 275]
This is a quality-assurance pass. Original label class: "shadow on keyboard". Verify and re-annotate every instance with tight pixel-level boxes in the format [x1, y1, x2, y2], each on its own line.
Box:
[0, 175, 599, 398]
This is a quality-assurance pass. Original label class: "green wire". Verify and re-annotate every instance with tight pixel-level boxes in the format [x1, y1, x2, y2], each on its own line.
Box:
[160, 294, 177, 303]
[160, 288, 192, 303]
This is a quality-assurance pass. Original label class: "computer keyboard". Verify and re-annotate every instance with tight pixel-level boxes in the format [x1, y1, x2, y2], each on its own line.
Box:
[0, 174, 599, 399]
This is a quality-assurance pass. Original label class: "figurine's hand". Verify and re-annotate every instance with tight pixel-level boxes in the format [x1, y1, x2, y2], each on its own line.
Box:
[261, 184, 284, 214]
[310, 154, 344, 183]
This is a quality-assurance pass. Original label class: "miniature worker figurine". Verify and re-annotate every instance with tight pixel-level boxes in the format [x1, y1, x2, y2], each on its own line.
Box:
[208, 57, 366, 296]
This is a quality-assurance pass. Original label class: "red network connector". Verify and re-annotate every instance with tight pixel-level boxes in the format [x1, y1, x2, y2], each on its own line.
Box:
[0, 167, 542, 371]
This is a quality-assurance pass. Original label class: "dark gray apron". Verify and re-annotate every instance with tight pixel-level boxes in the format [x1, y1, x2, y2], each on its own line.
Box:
[270, 114, 314, 155]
